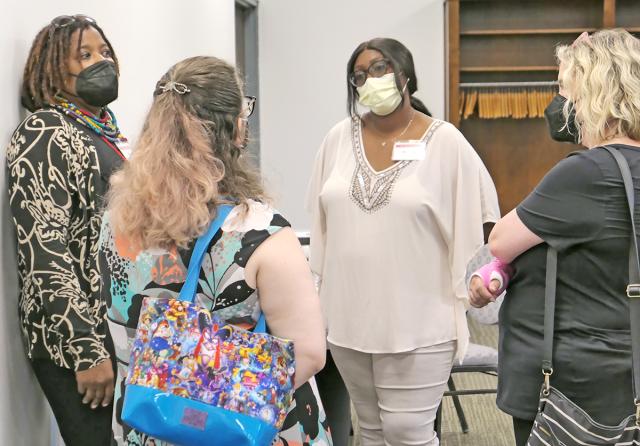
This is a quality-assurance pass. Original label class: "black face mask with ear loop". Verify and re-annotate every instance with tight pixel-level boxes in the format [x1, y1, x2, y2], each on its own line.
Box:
[71, 60, 119, 107]
[544, 95, 580, 144]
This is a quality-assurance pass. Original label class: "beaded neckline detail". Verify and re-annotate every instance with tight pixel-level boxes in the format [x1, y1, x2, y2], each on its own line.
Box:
[349, 117, 443, 213]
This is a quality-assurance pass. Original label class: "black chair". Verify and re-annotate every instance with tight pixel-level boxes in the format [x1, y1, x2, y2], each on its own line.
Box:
[435, 342, 498, 436]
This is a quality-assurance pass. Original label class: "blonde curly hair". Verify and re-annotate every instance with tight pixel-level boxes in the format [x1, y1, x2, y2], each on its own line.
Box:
[556, 29, 640, 145]
[107, 56, 266, 249]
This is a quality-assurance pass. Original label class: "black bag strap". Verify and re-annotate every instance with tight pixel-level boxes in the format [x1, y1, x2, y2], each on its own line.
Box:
[541, 247, 557, 379]
[603, 146, 640, 405]
[542, 146, 640, 409]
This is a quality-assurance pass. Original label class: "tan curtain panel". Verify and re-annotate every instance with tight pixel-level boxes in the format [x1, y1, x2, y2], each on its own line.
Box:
[459, 87, 556, 120]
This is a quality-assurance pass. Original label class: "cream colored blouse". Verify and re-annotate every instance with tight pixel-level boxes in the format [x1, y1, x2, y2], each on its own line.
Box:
[306, 117, 500, 361]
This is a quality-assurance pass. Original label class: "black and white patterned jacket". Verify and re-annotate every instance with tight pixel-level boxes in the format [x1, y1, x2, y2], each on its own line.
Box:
[6, 109, 124, 371]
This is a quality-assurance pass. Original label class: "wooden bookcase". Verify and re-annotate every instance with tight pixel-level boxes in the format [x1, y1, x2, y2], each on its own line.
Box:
[446, 0, 640, 215]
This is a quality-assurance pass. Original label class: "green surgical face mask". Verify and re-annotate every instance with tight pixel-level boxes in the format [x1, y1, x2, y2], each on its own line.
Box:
[356, 73, 408, 116]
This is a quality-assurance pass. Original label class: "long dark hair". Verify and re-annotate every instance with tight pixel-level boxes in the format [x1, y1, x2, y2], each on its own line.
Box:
[21, 17, 119, 112]
[346, 38, 431, 118]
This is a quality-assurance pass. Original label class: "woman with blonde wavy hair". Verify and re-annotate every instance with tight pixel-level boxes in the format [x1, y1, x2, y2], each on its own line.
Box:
[468, 29, 640, 445]
[98, 56, 330, 445]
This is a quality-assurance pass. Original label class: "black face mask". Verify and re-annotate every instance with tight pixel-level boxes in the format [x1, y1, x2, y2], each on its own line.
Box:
[72, 60, 118, 107]
[544, 94, 579, 144]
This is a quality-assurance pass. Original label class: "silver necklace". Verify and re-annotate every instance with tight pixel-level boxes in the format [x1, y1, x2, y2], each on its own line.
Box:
[375, 111, 416, 148]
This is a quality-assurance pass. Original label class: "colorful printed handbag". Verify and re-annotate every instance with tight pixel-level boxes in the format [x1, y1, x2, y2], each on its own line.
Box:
[121, 205, 296, 446]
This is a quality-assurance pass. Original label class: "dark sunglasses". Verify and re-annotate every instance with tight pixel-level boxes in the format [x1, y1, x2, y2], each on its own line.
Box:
[242, 95, 257, 118]
[349, 59, 392, 88]
[48, 15, 97, 39]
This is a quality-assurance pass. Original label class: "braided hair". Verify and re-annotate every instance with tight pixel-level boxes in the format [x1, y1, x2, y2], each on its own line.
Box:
[21, 17, 119, 112]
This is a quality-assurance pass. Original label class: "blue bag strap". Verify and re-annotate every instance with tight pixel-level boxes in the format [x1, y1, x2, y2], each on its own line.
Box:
[179, 205, 234, 303]
[254, 313, 267, 333]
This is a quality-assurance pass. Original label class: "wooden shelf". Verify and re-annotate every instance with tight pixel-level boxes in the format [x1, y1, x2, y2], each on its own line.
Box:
[460, 66, 558, 72]
[449, 1, 633, 216]
[461, 26, 640, 36]
[461, 28, 596, 36]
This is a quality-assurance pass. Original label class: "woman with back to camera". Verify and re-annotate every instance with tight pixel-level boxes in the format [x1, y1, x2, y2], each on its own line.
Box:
[469, 29, 640, 446]
[99, 55, 332, 445]
[306, 37, 500, 445]
[6, 14, 126, 445]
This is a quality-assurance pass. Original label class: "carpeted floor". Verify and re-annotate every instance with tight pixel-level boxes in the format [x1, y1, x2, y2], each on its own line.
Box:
[348, 318, 514, 446]
[439, 318, 513, 446]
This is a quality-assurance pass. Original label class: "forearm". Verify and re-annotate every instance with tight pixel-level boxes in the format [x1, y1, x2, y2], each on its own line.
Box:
[488, 209, 544, 263]
[292, 339, 326, 388]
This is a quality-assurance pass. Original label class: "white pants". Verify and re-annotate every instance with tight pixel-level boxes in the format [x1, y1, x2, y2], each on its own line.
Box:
[329, 341, 455, 446]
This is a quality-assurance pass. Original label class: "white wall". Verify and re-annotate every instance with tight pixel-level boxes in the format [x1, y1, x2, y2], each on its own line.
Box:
[258, 0, 446, 230]
[0, 1, 235, 444]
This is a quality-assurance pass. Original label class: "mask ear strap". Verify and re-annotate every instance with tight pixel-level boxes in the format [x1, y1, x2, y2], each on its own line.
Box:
[402, 77, 411, 93]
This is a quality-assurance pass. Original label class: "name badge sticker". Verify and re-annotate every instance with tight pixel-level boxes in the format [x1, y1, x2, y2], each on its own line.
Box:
[392, 140, 427, 161]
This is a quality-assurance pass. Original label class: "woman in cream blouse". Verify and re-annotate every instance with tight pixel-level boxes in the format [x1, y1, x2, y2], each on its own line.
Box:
[307, 38, 500, 446]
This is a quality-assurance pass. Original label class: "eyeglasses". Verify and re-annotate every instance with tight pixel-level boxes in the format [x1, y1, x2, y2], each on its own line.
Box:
[349, 59, 392, 87]
[49, 15, 97, 39]
[242, 95, 257, 118]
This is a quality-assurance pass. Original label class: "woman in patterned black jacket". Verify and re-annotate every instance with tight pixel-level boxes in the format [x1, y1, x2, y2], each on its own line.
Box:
[5, 15, 127, 446]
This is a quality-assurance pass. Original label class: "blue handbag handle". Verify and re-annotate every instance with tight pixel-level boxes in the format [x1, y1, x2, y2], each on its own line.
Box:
[178, 204, 268, 334]
[254, 314, 267, 333]
[179, 205, 233, 303]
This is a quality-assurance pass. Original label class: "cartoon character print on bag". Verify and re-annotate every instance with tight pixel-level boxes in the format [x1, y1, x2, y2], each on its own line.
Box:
[100, 200, 333, 445]
[127, 298, 296, 427]
[193, 312, 232, 380]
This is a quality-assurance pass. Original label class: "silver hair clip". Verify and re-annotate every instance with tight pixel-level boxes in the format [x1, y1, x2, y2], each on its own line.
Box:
[157, 81, 191, 95]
